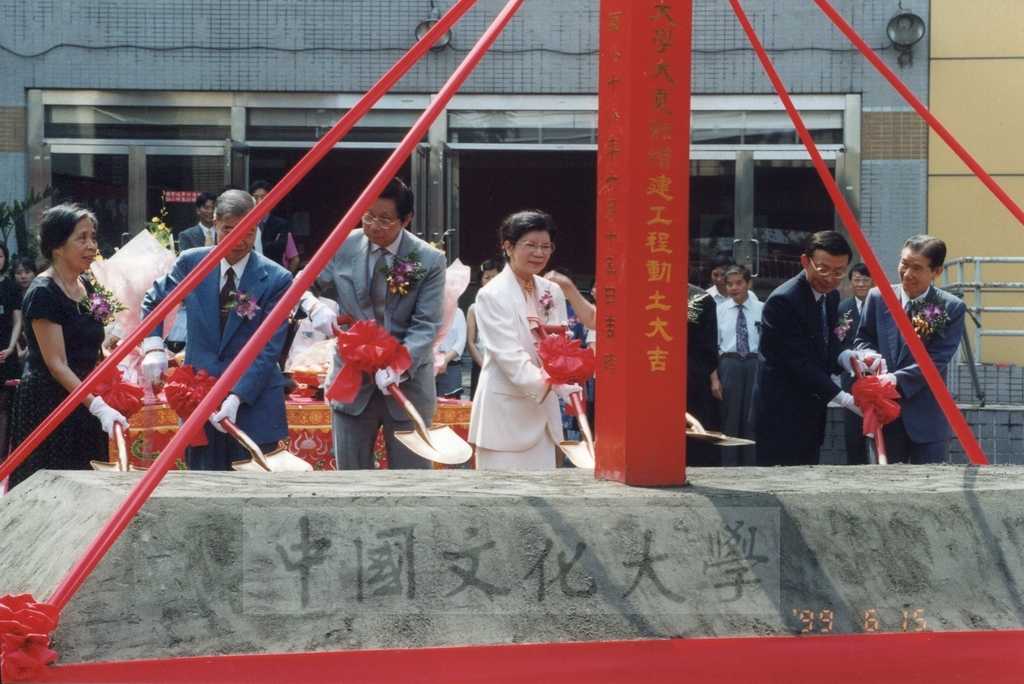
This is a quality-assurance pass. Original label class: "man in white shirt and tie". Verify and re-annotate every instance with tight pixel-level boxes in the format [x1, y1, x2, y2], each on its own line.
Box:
[837, 263, 873, 464]
[715, 265, 762, 466]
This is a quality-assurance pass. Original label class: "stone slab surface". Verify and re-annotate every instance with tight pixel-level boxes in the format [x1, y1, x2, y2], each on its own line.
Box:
[1, 466, 1023, 663]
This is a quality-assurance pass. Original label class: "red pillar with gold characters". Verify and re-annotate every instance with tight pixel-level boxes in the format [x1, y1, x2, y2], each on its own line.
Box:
[595, 0, 692, 486]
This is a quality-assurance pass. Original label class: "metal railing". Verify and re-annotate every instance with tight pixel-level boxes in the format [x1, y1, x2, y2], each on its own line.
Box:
[941, 257, 1024, 362]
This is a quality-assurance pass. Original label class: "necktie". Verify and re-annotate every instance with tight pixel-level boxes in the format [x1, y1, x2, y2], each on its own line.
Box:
[204, 228, 214, 247]
[220, 267, 235, 332]
[735, 304, 749, 355]
[820, 297, 828, 344]
[371, 248, 389, 325]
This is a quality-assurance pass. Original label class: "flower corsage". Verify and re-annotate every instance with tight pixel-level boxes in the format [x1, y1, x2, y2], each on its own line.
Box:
[538, 289, 556, 322]
[379, 250, 428, 298]
[223, 290, 261, 320]
[834, 311, 853, 341]
[80, 280, 127, 325]
[911, 295, 951, 339]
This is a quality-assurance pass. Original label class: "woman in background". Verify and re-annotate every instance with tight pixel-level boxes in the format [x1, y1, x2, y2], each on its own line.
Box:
[0, 244, 24, 461]
[13, 257, 38, 367]
[465, 259, 500, 400]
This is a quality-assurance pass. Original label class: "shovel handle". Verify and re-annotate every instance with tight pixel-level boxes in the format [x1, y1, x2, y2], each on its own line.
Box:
[569, 392, 595, 456]
[330, 315, 357, 337]
[849, 357, 889, 465]
[221, 418, 272, 472]
[539, 324, 570, 336]
[114, 422, 128, 472]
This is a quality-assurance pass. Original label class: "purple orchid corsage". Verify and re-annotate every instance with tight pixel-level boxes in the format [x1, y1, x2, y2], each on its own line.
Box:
[538, 289, 555, 320]
[911, 296, 950, 339]
[834, 311, 853, 341]
[79, 281, 126, 325]
[223, 290, 261, 320]
[379, 250, 428, 298]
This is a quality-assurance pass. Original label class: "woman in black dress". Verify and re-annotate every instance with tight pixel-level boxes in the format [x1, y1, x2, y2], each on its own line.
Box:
[13, 256, 38, 367]
[0, 243, 24, 461]
[7, 204, 128, 489]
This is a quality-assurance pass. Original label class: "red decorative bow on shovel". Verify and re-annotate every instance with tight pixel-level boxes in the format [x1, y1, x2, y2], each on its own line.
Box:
[851, 360, 901, 465]
[326, 319, 412, 404]
[0, 593, 60, 682]
[164, 365, 219, 448]
[90, 370, 145, 471]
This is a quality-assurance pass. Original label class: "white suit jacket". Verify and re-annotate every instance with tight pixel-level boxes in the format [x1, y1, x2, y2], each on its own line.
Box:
[468, 268, 567, 451]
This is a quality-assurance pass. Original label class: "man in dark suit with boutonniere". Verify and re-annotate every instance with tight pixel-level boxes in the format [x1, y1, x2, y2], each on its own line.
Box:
[751, 231, 880, 467]
[854, 236, 966, 464]
[317, 177, 446, 470]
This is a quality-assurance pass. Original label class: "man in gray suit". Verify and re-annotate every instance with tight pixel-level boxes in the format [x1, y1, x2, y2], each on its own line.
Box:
[177, 192, 219, 251]
[854, 235, 966, 464]
[318, 177, 446, 469]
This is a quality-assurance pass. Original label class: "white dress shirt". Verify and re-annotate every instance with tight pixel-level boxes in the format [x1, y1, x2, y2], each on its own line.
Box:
[438, 307, 467, 357]
[706, 284, 759, 307]
[220, 252, 251, 290]
[717, 296, 764, 354]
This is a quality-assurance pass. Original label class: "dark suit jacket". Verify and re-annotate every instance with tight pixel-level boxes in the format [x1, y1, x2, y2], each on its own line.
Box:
[177, 224, 210, 252]
[837, 296, 863, 393]
[751, 271, 843, 458]
[854, 284, 966, 444]
[318, 230, 446, 422]
[259, 214, 290, 266]
[687, 284, 720, 429]
[142, 248, 294, 445]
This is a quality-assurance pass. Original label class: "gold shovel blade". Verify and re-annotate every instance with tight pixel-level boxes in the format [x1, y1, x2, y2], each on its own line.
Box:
[558, 440, 595, 469]
[232, 445, 314, 472]
[90, 460, 124, 472]
[394, 425, 473, 465]
[687, 430, 756, 447]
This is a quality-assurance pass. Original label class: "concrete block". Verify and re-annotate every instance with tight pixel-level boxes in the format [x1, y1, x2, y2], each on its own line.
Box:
[3, 468, 1024, 665]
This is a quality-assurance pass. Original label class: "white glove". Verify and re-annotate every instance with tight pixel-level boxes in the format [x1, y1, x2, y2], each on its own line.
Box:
[838, 349, 886, 376]
[835, 390, 863, 417]
[141, 337, 168, 382]
[878, 373, 898, 388]
[210, 394, 241, 433]
[553, 383, 583, 403]
[375, 366, 401, 395]
[299, 292, 338, 337]
[89, 396, 129, 439]
[862, 352, 887, 375]
[837, 349, 856, 373]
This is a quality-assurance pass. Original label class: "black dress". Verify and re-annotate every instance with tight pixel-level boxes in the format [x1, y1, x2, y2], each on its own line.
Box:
[0, 277, 23, 382]
[7, 276, 107, 488]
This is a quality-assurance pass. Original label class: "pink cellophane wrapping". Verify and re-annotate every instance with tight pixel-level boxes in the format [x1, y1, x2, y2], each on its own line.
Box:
[433, 259, 471, 375]
[90, 230, 177, 383]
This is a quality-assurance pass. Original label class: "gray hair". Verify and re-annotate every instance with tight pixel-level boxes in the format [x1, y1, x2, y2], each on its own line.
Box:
[215, 189, 256, 221]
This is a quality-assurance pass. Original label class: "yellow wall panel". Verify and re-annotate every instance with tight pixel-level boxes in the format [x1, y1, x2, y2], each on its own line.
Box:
[929, 61, 1024, 175]
[931, 0, 1024, 59]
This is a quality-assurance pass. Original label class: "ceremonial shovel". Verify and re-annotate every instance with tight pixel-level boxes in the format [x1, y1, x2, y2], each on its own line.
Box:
[852, 359, 888, 465]
[90, 424, 137, 472]
[386, 382, 473, 465]
[227, 418, 314, 472]
[536, 325, 595, 468]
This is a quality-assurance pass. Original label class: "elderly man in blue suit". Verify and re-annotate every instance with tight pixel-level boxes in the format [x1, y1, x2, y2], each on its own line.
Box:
[317, 177, 446, 470]
[140, 190, 293, 470]
[751, 231, 876, 467]
[854, 235, 966, 464]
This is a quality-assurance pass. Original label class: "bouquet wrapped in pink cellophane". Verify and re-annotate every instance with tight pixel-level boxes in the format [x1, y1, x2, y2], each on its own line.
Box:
[433, 259, 470, 375]
[90, 230, 177, 386]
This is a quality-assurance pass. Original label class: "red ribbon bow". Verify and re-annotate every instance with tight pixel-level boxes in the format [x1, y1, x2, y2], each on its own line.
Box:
[852, 375, 901, 436]
[326, 320, 412, 404]
[93, 370, 145, 419]
[0, 594, 60, 682]
[164, 365, 219, 447]
[537, 335, 595, 416]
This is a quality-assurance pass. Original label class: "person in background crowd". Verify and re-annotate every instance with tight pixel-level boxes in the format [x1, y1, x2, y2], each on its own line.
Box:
[854, 236, 966, 464]
[715, 265, 761, 466]
[251, 180, 299, 274]
[686, 279, 720, 467]
[317, 176, 446, 470]
[141, 190, 293, 471]
[706, 252, 759, 307]
[837, 262, 874, 464]
[466, 259, 501, 400]
[176, 192, 219, 251]
[469, 210, 574, 469]
[751, 231, 876, 467]
[7, 204, 128, 488]
[435, 306, 467, 399]
[13, 257, 37, 366]
[0, 244, 23, 463]
[543, 267, 596, 331]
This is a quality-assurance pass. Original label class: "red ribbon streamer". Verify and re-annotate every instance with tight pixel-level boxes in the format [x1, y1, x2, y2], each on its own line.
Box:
[851, 375, 901, 437]
[325, 321, 412, 404]
[0, 594, 60, 682]
[163, 366, 218, 447]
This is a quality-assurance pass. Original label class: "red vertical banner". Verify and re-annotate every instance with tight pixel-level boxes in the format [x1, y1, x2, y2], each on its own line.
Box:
[595, 0, 692, 485]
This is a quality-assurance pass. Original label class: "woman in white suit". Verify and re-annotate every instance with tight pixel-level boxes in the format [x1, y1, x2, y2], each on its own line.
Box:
[468, 211, 582, 469]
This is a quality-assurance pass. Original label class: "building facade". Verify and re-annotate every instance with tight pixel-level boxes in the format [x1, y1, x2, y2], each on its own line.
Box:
[1, 0, 932, 301]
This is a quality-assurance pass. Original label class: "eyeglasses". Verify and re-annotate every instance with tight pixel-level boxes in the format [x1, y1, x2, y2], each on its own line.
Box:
[516, 241, 556, 255]
[362, 214, 400, 229]
[850, 276, 873, 285]
[810, 261, 848, 280]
